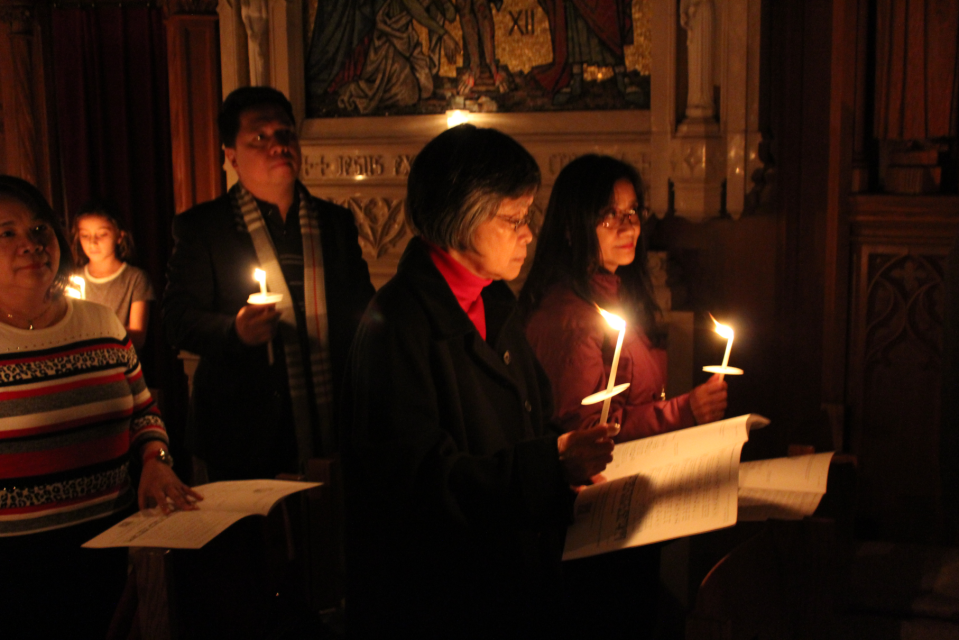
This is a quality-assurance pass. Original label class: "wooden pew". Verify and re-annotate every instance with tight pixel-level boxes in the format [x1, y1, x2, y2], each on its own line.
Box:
[686, 454, 857, 640]
[109, 458, 343, 639]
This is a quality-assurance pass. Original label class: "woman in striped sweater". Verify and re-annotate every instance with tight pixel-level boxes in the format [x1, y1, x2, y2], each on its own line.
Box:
[0, 176, 200, 639]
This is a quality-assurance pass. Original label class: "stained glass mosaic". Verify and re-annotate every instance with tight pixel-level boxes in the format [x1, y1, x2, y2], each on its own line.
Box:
[304, 0, 652, 117]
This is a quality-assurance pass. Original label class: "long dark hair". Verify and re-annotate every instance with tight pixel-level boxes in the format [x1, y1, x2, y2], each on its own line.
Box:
[518, 155, 663, 345]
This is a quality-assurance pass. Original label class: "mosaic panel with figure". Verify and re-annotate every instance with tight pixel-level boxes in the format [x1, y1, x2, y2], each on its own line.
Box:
[305, 0, 651, 117]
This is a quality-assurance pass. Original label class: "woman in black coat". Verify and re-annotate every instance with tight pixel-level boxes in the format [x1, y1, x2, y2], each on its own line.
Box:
[340, 125, 617, 639]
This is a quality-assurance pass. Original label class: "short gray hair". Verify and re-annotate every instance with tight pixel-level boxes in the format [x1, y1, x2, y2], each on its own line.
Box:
[406, 125, 540, 252]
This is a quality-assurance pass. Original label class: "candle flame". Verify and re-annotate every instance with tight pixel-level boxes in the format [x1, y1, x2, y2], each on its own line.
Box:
[68, 275, 85, 299]
[446, 110, 469, 128]
[709, 313, 734, 339]
[597, 306, 626, 331]
[254, 269, 266, 285]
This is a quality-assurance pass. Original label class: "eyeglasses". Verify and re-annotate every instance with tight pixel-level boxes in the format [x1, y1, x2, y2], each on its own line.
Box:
[497, 212, 533, 232]
[599, 207, 648, 229]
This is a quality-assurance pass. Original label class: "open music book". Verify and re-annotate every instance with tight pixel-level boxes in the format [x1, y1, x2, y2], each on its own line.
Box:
[563, 414, 834, 560]
[737, 451, 834, 521]
[83, 479, 320, 550]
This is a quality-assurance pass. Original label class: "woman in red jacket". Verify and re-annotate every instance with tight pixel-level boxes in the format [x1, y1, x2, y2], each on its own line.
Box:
[520, 154, 726, 441]
[520, 155, 728, 639]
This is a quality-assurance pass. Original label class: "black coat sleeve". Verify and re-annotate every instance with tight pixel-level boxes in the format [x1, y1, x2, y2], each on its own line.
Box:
[162, 207, 248, 360]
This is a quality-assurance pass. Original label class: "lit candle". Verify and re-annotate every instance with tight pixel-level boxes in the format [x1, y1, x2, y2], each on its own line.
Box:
[446, 109, 469, 128]
[248, 268, 283, 366]
[597, 307, 627, 425]
[711, 314, 734, 382]
[70, 275, 85, 300]
[254, 268, 268, 297]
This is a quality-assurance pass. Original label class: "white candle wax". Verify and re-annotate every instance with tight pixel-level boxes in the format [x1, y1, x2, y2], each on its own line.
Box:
[710, 315, 735, 382]
[250, 268, 278, 365]
[254, 268, 268, 296]
[720, 335, 734, 381]
[601, 325, 626, 425]
[597, 308, 627, 426]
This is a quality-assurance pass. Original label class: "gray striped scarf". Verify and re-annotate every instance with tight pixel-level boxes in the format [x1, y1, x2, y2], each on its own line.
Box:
[232, 181, 334, 463]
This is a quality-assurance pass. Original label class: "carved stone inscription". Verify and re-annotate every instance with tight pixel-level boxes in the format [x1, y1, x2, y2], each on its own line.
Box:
[302, 153, 416, 180]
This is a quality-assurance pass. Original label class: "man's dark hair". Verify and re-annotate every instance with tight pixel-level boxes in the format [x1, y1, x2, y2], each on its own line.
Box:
[218, 86, 295, 148]
[406, 124, 541, 252]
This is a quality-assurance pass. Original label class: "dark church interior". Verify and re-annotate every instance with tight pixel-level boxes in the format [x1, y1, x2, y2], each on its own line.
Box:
[1, 0, 957, 637]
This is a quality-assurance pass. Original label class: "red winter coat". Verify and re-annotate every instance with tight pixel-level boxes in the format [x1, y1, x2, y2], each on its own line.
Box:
[525, 272, 696, 442]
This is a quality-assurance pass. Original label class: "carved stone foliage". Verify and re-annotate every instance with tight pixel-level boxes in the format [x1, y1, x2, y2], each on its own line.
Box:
[865, 253, 943, 369]
[335, 196, 409, 260]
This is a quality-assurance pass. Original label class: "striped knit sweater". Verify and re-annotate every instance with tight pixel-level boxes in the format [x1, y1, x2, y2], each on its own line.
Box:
[0, 299, 169, 536]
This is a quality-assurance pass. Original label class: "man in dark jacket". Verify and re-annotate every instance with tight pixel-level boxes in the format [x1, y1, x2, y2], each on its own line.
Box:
[164, 86, 374, 481]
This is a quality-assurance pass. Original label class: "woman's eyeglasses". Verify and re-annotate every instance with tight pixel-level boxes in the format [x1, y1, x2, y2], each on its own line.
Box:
[599, 207, 648, 229]
[497, 213, 533, 232]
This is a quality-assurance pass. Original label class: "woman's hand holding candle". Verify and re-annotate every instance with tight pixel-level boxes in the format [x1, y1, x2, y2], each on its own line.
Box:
[557, 423, 617, 486]
[689, 374, 727, 424]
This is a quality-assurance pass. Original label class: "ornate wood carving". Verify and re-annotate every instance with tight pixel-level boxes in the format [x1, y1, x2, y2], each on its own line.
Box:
[863, 253, 942, 368]
[847, 194, 959, 541]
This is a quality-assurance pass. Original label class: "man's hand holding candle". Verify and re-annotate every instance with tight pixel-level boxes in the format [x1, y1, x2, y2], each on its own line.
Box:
[235, 303, 281, 345]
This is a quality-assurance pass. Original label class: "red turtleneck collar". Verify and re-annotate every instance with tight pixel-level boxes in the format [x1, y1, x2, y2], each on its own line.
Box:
[590, 269, 622, 305]
[426, 240, 493, 339]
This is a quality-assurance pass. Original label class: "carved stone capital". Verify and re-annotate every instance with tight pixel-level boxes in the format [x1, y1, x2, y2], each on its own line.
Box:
[159, 0, 219, 18]
[335, 197, 409, 261]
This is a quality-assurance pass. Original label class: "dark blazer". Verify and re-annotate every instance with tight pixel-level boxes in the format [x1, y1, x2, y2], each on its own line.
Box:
[163, 191, 374, 476]
[340, 238, 575, 639]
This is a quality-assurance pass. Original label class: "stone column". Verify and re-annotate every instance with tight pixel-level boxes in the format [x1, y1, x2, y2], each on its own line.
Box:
[648, 0, 678, 219]
[673, 0, 722, 221]
[267, 0, 304, 127]
[241, 0, 270, 85]
[721, 0, 763, 219]
[162, 0, 223, 214]
[217, 0, 303, 189]
[650, 0, 763, 223]
[218, 0, 249, 99]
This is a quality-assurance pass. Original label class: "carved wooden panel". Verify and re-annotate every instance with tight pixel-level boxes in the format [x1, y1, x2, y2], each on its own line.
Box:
[847, 195, 959, 542]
